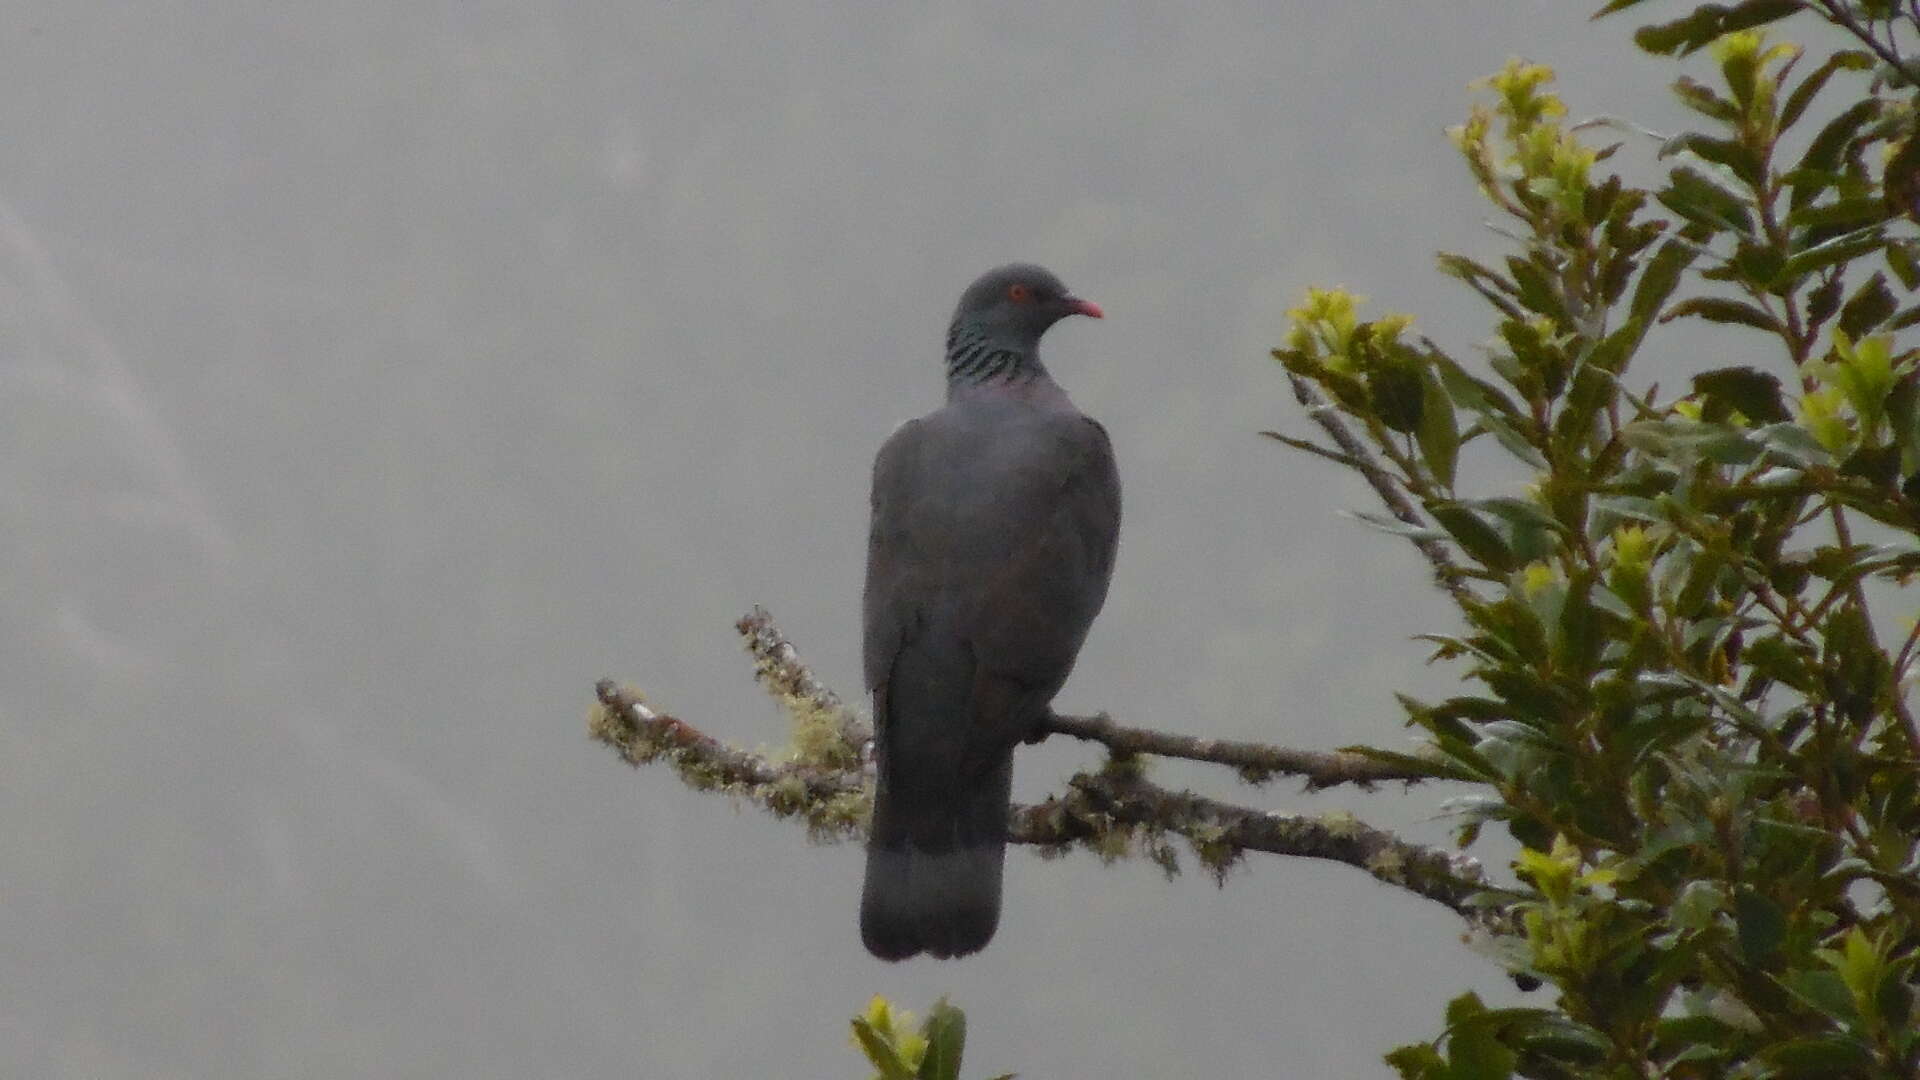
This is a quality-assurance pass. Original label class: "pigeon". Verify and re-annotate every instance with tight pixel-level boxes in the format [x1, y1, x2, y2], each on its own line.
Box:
[860, 264, 1120, 960]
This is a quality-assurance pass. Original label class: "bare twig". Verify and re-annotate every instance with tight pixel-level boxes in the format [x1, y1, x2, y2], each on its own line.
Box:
[1041, 710, 1441, 790]
[1286, 373, 1477, 607]
[735, 605, 869, 760]
[736, 606, 850, 717]
[1258, 429, 1367, 470]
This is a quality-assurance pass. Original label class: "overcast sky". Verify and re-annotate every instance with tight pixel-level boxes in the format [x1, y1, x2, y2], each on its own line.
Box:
[3, 4, 1720, 1076]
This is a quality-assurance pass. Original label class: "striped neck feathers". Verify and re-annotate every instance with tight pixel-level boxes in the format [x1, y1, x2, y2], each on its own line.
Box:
[944, 322, 1049, 389]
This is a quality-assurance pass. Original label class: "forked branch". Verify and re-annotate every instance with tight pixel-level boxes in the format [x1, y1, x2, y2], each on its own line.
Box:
[590, 610, 1507, 933]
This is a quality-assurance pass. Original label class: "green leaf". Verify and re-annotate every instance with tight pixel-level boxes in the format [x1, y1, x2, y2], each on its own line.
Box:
[1668, 76, 1741, 124]
[1508, 257, 1568, 324]
[1693, 366, 1790, 422]
[917, 999, 965, 1080]
[1622, 417, 1760, 464]
[1837, 272, 1896, 337]
[1370, 355, 1427, 434]
[1553, 571, 1603, 676]
[1793, 99, 1882, 209]
[1714, 0, 1805, 36]
[1480, 607, 1553, 672]
[1441, 993, 1518, 1080]
[1734, 887, 1786, 962]
[1657, 1018, 1737, 1065]
[1428, 731, 1504, 784]
[1745, 634, 1817, 692]
[1889, 240, 1920, 290]
[1841, 442, 1900, 485]
[1474, 497, 1566, 564]
[1671, 879, 1727, 930]
[851, 1019, 918, 1080]
[1507, 1014, 1611, 1062]
[1553, 365, 1615, 455]
[1660, 296, 1782, 332]
[1662, 131, 1761, 184]
[1630, 240, 1700, 325]
[1779, 50, 1874, 132]
[1632, 0, 1803, 56]
[1783, 166, 1847, 211]
[1658, 166, 1755, 235]
[1433, 354, 1526, 421]
[1806, 273, 1845, 330]
[1430, 502, 1519, 572]
[1347, 511, 1446, 542]
[1418, 367, 1460, 488]
[1437, 253, 1527, 321]
[1784, 196, 1892, 231]
[1873, 971, 1913, 1037]
[1777, 225, 1885, 282]
[1384, 1043, 1447, 1079]
[1822, 605, 1886, 725]
[1887, 131, 1920, 224]
[1592, 494, 1663, 524]
[1753, 421, 1833, 465]
[1759, 1034, 1874, 1074]
[1474, 412, 1551, 469]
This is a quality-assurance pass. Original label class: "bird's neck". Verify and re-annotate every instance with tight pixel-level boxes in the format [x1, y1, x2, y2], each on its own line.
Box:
[944, 322, 1051, 399]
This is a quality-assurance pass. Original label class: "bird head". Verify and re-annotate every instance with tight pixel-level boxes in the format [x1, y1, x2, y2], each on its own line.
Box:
[949, 264, 1103, 353]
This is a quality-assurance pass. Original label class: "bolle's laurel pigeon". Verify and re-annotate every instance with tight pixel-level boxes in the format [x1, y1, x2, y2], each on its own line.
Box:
[860, 264, 1120, 960]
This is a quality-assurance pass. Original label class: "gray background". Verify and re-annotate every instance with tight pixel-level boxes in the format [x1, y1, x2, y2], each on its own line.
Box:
[4, 4, 1702, 1076]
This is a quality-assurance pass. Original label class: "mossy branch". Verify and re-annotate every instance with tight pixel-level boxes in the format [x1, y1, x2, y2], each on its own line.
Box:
[590, 678, 868, 840]
[589, 609, 1509, 932]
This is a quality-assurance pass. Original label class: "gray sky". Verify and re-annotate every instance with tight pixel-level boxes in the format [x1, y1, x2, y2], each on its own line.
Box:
[3, 4, 1707, 1076]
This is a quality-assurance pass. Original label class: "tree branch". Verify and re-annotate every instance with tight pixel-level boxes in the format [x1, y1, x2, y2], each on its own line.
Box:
[591, 679, 868, 839]
[1030, 768, 1507, 928]
[589, 610, 1512, 934]
[1808, 0, 1920, 87]
[735, 606, 869, 761]
[1040, 710, 1439, 790]
[1286, 372, 1477, 608]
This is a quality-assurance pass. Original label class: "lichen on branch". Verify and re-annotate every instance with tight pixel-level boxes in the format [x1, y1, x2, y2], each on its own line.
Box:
[589, 609, 1506, 931]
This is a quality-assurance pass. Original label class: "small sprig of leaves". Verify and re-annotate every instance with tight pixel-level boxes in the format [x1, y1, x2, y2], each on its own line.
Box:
[850, 996, 1013, 1080]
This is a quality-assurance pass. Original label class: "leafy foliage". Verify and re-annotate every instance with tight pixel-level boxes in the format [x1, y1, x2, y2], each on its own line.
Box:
[850, 996, 1013, 1080]
[1272, 4, 1920, 1075]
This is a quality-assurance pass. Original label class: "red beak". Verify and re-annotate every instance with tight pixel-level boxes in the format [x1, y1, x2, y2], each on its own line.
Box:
[1065, 296, 1104, 319]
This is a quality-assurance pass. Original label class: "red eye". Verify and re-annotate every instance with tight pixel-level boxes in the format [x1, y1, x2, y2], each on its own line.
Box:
[1007, 283, 1033, 303]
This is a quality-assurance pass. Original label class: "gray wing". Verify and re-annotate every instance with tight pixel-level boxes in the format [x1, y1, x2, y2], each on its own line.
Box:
[963, 415, 1120, 686]
[863, 418, 928, 694]
[863, 410, 1120, 737]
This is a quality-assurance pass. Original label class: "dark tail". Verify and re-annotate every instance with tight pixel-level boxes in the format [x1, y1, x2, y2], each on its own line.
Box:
[860, 755, 1012, 961]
